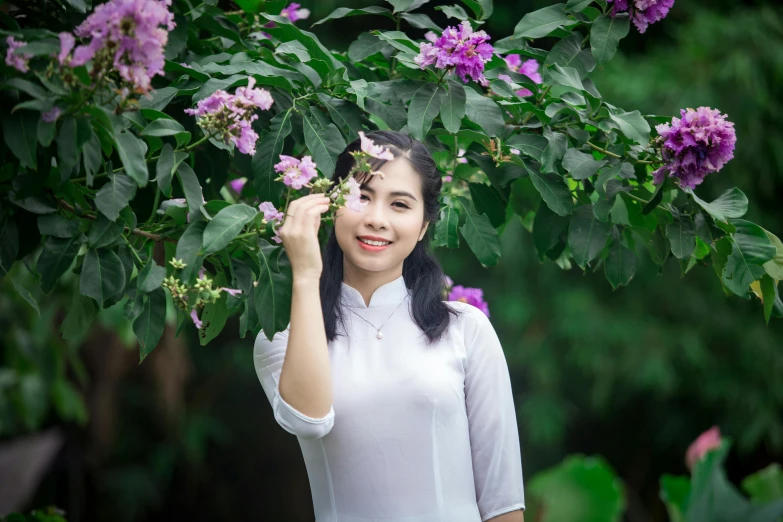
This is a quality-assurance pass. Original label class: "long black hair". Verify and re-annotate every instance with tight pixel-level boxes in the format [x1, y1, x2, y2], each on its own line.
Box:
[319, 130, 462, 345]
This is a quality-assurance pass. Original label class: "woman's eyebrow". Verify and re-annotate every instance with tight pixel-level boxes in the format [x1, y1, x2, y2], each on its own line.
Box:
[361, 186, 418, 202]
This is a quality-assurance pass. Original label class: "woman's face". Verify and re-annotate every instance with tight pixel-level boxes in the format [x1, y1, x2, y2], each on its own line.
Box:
[334, 156, 429, 275]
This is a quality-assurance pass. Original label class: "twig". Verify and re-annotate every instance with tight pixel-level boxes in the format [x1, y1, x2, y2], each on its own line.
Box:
[56, 199, 176, 243]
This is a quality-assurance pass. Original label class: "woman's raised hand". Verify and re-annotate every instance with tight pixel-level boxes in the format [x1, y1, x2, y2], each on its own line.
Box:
[277, 193, 332, 282]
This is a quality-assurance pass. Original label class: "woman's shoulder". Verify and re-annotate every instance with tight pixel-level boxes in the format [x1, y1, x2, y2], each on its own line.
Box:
[443, 300, 494, 335]
[253, 322, 291, 357]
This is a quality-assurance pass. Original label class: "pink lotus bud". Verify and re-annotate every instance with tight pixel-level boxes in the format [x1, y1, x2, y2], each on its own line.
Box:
[685, 426, 722, 471]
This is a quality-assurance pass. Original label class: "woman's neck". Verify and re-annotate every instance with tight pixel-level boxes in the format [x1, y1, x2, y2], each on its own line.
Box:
[342, 263, 403, 307]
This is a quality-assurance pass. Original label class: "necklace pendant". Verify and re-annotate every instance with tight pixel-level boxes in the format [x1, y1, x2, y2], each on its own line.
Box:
[376, 329, 383, 339]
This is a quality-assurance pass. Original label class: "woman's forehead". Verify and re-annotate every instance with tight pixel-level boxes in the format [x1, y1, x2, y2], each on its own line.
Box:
[362, 157, 422, 197]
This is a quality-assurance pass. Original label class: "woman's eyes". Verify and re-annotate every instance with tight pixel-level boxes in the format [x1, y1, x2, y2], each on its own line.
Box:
[359, 195, 410, 209]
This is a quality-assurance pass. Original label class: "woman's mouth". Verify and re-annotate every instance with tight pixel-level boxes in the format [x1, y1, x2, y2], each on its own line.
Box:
[357, 237, 392, 252]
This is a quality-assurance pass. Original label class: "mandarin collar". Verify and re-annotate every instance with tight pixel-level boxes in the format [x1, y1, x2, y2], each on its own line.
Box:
[340, 274, 410, 309]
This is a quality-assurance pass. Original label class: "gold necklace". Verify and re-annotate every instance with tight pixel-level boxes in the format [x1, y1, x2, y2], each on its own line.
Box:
[345, 298, 407, 339]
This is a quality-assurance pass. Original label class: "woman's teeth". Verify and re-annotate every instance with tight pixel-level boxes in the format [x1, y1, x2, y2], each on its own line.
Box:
[359, 238, 391, 246]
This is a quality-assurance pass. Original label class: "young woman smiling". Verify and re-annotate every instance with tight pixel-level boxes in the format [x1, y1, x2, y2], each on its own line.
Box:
[253, 131, 525, 522]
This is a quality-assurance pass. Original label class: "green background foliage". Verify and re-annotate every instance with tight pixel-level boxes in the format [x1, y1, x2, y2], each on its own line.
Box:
[1, 0, 782, 520]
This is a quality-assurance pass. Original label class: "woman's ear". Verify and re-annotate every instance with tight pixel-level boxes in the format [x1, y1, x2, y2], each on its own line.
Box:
[419, 221, 429, 241]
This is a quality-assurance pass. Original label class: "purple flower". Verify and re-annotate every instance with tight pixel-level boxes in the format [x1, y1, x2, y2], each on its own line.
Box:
[280, 2, 310, 22]
[274, 155, 318, 189]
[57, 32, 75, 66]
[457, 148, 468, 163]
[259, 201, 284, 222]
[444, 275, 454, 289]
[448, 285, 490, 317]
[344, 177, 366, 213]
[414, 21, 494, 86]
[220, 287, 242, 297]
[607, 0, 675, 33]
[69, 0, 176, 94]
[443, 175, 453, 182]
[501, 54, 542, 97]
[652, 107, 736, 190]
[5, 36, 31, 73]
[230, 177, 247, 194]
[190, 309, 203, 329]
[358, 131, 395, 161]
[185, 77, 273, 155]
[42, 107, 63, 123]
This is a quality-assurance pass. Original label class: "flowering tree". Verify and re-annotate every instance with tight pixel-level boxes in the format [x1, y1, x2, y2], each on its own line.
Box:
[2, 0, 782, 363]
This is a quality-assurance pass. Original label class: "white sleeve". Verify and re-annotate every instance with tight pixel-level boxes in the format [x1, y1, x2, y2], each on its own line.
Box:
[253, 324, 335, 440]
[463, 307, 526, 521]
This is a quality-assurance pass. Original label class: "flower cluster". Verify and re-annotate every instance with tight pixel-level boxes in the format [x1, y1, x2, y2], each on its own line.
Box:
[498, 55, 543, 98]
[652, 107, 736, 189]
[347, 131, 396, 179]
[184, 77, 274, 155]
[163, 262, 243, 330]
[53, 0, 177, 94]
[281, 2, 310, 22]
[5, 36, 31, 73]
[607, 0, 675, 34]
[259, 201, 285, 244]
[414, 21, 494, 86]
[446, 281, 491, 317]
[274, 155, 318, 189]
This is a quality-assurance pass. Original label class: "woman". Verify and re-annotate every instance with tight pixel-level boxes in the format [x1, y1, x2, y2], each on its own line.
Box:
[253, 130, 525, 522]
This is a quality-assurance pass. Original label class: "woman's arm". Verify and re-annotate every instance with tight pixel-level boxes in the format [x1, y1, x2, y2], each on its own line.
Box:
[486, 509, 524, 522]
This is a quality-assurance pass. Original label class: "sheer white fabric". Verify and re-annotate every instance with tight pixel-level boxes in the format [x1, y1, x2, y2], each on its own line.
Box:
[253, 274, 525, 522]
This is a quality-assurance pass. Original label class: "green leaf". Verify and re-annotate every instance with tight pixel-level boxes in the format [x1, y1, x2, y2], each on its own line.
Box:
[80, 248, 127, 305]
[666, 212, 696, 259]
[464, 87, 505, 137]
[546, 64, 585, 92]
[365, 83, 408, 130]
[608, 108, 650, 146]
[156, 143, 174, 197]
[568, 204, 611, 270]
[60, 293, 98, 341]
[438, 5, 469, 20]
[2, 109, 38, 169]
[545, 34, 596, 79]
[253, 109, 292, 203]
[134, 287, 167, 362]
[567, 0, 594, 12]
[590, 13, 630, 66]
[660, 474, 691, 522]
[137, 258, 166, 293]
[541, 129, 568, 174]
[38, 234, 85, 293]
[51, 379, 87, 425]
[176, 162, 204, 217]
[468, 182, 506, 228]
[114, 130, 149, 187]
[722, 220, 777, 297]
[761, 229, 783, 280]
[526, 165, 573, 216]
[87, 214, 124, 249]
[38, 214, 80, 238]
[256, 239, 292, 341]
[528, 455, 625, 522]
[605, 227, 637, 288]
[433, 205, 460, 248]
[95, 172, 138, 221]
[533, 204, 570, 261]
[303, 115, 346, 178]
[562, 148, 607, 180]
[11, 274, 40, 315]
[385, 0, 424, 13]
[688, 187, 748, 223]
[400, 13, 442, 31]
[199, 293, 228, 346]
[311, 6, 394, 26]
[82, 129, 102, 185]
[348, 32, 390, 61]
[317, 94, 365, 137]
[513, 4, 575, 39]
[140, 118, 190, 144]
[758, 274, 776, 324]
[440, 80, 466, 134]
[742, 464, 783, 503]
[176, 220, 206, 284]
[408, 83, 445, 141]
[457, 198, 501, 266]
[507, 133, 548, 162]
[202, 204, 258, 254]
